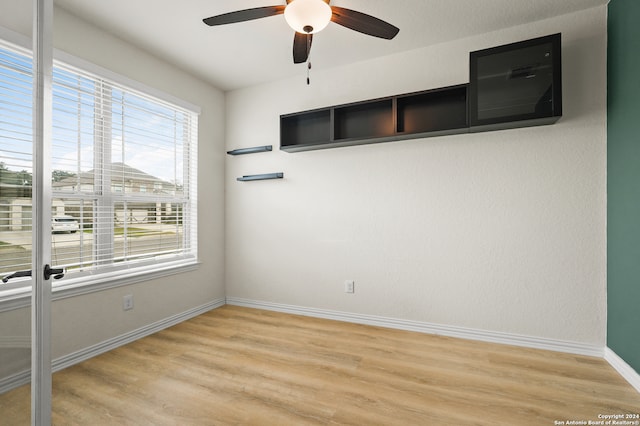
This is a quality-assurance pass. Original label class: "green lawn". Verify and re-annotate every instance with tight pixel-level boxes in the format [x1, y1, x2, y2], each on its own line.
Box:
[83, 227, 176, 237]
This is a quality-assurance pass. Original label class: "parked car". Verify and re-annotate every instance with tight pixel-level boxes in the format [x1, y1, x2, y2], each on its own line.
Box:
[51, 215, 79, 233]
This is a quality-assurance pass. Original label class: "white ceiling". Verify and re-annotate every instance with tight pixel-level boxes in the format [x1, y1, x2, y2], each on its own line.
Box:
[53, 0, 606, 91]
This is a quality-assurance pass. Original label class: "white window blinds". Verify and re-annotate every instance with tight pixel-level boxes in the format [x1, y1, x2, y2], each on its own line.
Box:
[0, 42, 33, 283]
[51, 62, 198, 276]
[0, 39, 198, 291]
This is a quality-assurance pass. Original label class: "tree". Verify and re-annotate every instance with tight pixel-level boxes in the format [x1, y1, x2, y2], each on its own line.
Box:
[16, 170, 32, 186]
[52, 170, 76, 182]
[0, 162, 9, 186]
[0, 167, 75, 185]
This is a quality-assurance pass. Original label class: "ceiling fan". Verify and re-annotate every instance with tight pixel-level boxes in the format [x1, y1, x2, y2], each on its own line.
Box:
[203, 0, 400, 65]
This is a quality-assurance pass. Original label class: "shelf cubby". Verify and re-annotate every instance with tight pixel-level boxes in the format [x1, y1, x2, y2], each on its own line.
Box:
[280, 109, 331, 150]
[397, 85, 468, 135]
[334, 99, 394, 141]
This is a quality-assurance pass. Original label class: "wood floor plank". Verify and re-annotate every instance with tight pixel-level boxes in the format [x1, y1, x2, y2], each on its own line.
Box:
[0, 305, 638, 425]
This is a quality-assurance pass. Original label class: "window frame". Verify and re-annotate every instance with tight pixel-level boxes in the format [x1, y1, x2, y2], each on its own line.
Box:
[0, 27, 200, 312]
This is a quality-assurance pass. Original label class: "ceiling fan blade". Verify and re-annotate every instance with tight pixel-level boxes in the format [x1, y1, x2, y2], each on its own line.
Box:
[203, 6, 286, 26]
[293, 32, 313, 64]
[330, 7, 399, 40]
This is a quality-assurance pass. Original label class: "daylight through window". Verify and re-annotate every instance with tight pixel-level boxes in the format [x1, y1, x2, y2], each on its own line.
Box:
[0, 39, 198, 295]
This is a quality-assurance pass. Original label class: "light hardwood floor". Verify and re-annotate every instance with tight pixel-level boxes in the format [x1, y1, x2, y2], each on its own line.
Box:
[1, 305, 639, 425]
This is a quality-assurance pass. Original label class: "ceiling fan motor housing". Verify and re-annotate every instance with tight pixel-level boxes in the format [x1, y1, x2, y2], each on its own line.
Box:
[284, 0, 332, 34]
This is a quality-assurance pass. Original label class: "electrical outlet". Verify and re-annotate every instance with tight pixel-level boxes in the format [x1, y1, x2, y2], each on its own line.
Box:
[123, 294, 134, 311]
[344, 280, 355, 294]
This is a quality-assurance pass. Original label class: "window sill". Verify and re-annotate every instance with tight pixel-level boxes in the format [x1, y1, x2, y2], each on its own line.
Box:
[0, 259, 200, 313]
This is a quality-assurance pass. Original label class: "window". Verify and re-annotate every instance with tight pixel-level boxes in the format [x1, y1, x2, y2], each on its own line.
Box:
[0, 39, 198, 298]
[0, 41, 32, 289]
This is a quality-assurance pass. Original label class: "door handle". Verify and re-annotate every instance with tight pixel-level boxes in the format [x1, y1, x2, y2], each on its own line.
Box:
[2, 270, 32, 283]
[44, 264, 64, 280]
[2, 265, 65, 283]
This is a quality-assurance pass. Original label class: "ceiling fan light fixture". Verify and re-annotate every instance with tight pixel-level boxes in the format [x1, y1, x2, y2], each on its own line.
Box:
[284, 0, 332, 34]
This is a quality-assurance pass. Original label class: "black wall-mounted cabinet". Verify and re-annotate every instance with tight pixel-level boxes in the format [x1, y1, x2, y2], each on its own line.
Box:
[469, 33, 562, 132]
[280, 33, 562, 153]
[280, 84, 469, 152]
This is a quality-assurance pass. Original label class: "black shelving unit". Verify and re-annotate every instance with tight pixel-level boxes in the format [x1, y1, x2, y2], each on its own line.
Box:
[280, 34, 562, 153]
[280, 84, 469, 153]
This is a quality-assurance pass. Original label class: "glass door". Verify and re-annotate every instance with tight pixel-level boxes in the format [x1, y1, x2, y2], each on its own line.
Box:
[0, 13, 38, 424]
[0, 1, 55, 423]
[31, 1, 55, 423]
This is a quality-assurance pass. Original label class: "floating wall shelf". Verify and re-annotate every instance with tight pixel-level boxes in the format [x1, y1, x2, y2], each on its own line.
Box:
[280, 33, 562, 153]
[237, 173, 284, 182]
[227, 145, 273, 156]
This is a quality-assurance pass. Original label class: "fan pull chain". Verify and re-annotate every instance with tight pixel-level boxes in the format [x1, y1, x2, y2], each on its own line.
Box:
[306, 34, 312, 85]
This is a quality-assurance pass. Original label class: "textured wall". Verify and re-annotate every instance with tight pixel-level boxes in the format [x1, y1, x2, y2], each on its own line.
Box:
[225, 7, 607, 345]
[607, 0, 640, 373]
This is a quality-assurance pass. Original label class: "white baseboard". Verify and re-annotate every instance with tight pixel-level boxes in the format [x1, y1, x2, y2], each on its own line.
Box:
[605, 347, 640, 393]
[0, 298, 225, 395]
[0, 336, 30, 349]
[0, 370, 30, 395]
[225, 297, 604, 357]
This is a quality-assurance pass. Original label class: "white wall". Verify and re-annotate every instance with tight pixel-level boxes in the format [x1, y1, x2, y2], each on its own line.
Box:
[0, 3, 225, 372]
[225, 7, 607, 346]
